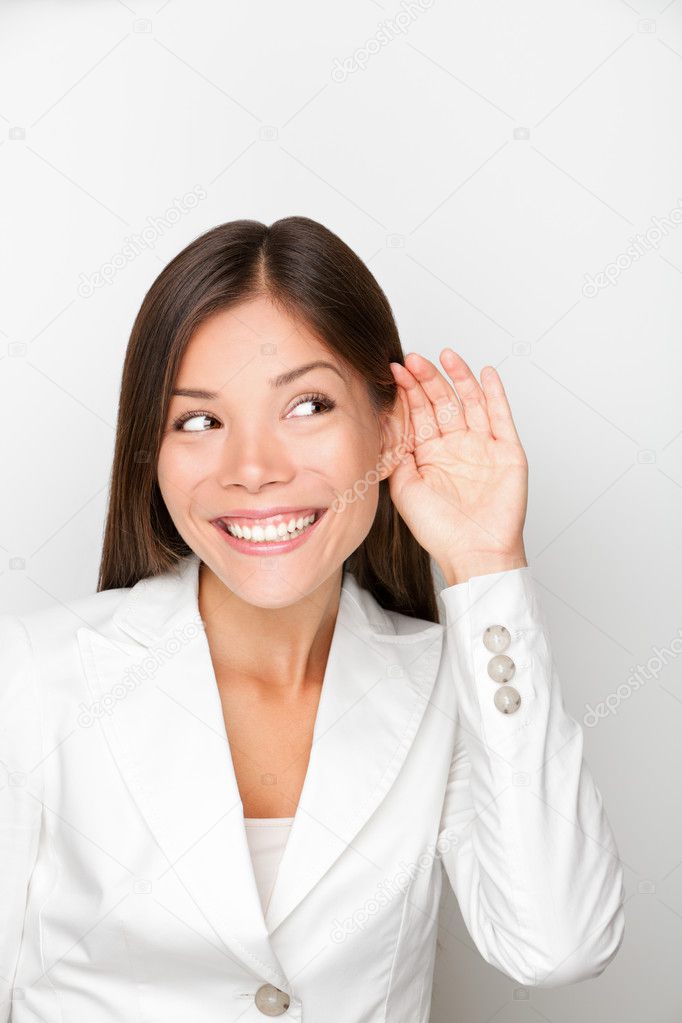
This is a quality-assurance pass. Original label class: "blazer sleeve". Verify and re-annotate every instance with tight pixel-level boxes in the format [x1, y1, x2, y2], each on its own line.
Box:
[0, 614, 44, 1021]
[436, 566, 625, 987]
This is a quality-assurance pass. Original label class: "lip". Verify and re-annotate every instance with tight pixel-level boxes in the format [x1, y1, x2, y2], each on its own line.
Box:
[211, 508, 327, 557]
[211, 506, 324, 521]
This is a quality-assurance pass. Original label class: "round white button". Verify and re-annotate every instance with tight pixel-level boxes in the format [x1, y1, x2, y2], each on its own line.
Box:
[486, 654, 516, 684]
[254, 983, 290, 1015]
[483, 625, 511, 653]
[494, 686, 521, 714]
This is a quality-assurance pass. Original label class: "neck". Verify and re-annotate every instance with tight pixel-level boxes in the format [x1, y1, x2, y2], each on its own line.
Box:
[197, 562, 343, 698]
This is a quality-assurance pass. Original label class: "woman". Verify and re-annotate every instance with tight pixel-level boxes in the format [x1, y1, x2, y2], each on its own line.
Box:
[1, 217, 624, 1021]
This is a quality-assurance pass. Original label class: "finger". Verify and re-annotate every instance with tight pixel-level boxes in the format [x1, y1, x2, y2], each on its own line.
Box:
[400, 351, 466, 435]
[480, 365, 522, 444]
[440, 349, 491, 434]
[389, 360, 440, 446]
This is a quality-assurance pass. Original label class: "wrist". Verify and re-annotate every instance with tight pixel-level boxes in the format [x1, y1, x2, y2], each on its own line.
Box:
[438, 550, 528, 587]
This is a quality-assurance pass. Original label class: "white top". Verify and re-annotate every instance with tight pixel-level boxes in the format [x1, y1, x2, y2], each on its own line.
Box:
[243, 817, 295, 916]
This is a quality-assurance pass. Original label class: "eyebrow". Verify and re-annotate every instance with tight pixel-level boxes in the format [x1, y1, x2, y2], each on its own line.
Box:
[171, 360, 346, 399]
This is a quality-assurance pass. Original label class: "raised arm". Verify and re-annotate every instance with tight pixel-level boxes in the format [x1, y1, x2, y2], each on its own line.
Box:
[436, 566, 625, 986]
[384, 347, 625, 984]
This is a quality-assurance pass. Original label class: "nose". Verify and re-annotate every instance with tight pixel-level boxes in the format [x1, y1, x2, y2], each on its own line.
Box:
[215, 421, 296, 492]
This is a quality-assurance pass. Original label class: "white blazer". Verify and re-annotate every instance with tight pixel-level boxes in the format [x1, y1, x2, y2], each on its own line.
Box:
[0, 552, 625, 1022]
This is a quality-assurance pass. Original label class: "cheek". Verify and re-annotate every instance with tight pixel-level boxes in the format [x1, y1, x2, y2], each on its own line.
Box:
[313, 424, 381, 483]
[157, 442, 207, 502]
[322, 433, 383, 533]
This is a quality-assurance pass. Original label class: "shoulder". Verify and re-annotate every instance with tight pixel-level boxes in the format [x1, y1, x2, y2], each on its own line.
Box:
[343, 570, 443, 639]
[1, 585, 130, 668]
[378, 604, 443, 638]
[0, 588, 132, 753]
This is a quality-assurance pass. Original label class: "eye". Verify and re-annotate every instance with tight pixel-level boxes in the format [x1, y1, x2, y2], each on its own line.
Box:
[172, 411, 220, 432]
[170, 392, 336, 433]
[288, 392, 336, 418]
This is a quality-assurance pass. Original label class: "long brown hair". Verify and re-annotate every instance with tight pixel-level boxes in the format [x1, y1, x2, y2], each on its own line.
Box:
[97, 216, 439, 623]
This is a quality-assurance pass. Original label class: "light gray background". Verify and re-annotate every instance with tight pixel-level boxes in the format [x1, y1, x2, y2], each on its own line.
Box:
[1, 1, 680, 1019]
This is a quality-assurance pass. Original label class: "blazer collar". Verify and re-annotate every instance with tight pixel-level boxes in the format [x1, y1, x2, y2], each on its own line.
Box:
[76, 552, 443, 993]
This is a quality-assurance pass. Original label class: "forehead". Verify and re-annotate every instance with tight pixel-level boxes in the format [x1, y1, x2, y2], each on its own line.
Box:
[176, 296, 351, 387]
[188, 297, 322, 356]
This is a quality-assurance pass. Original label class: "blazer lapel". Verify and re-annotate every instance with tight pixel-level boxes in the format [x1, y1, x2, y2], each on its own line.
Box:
[264, 572, 443, 933]
[76, 552, 443, 981]
[76, 554, 289, 989]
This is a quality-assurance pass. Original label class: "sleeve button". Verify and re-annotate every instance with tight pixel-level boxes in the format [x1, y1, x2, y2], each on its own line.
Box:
[494, 685, 521, 714]
[483, 625, 511, 653]
[486, 654, 516, 684]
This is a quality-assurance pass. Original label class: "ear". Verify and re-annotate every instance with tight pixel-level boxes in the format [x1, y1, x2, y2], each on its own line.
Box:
[376, 386, 411, 483]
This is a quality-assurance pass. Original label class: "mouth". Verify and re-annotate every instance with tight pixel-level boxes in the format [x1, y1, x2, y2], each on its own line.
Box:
[211, 507, 327, 550]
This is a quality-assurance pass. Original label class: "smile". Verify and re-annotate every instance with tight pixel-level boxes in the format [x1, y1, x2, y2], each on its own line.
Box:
[211, 509, 327, 555]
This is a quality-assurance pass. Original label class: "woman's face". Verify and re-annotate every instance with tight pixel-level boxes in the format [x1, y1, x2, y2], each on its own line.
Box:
[157, 295, 401, 608]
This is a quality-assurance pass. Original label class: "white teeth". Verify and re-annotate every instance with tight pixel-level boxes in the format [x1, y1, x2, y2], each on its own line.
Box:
[224, 512, 317, 543]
